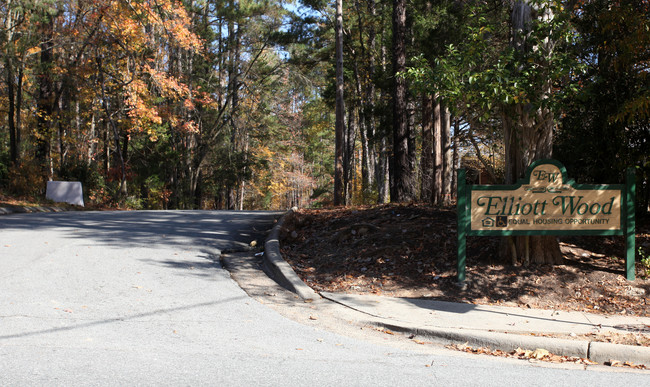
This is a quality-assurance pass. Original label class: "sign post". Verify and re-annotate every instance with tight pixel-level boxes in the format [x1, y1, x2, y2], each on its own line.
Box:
[456, 160, 636, 282]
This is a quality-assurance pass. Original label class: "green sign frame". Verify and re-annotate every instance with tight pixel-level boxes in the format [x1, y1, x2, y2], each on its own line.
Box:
[457, 159, 636, 282]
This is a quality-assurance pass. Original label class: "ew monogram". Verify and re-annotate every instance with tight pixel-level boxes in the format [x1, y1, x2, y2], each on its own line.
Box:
[532, 170, 559, 184]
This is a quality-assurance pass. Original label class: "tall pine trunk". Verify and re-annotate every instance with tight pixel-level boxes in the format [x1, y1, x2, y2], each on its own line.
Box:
[420, 94, 434, 201]
[432, 96, 443, 204]
[334, 0, 346, 206]
[376, 1, 390, 204]
[391, 0, 415, 202]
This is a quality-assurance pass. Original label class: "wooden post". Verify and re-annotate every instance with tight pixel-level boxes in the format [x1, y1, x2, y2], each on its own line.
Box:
[626, 167, 636, 281]
[457, 169, 467, 282]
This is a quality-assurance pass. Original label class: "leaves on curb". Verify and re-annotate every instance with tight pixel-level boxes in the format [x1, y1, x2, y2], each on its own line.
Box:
[605, 360, 648, 369]
[445, 343, 598, 365]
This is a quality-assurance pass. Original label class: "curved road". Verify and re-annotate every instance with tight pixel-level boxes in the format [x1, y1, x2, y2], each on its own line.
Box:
[0, 211, 646, 385]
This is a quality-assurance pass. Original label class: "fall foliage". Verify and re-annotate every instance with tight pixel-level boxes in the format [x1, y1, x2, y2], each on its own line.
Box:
[1, 0, 648, 214]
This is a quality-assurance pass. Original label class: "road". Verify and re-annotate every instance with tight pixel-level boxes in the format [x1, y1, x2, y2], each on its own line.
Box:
[0, 211, 646, 385]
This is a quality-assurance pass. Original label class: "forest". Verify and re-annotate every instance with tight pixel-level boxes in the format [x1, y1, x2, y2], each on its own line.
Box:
[0, 0, 648, 213]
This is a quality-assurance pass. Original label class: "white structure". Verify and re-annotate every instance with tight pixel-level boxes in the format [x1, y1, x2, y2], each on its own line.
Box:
[46, 181, 84, 207]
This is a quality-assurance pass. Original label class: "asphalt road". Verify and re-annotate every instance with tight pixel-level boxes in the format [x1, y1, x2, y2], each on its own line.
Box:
[0, 211, 646, 385]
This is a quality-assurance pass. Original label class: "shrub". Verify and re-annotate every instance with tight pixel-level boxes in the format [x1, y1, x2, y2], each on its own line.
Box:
[7, 161, 47, 199]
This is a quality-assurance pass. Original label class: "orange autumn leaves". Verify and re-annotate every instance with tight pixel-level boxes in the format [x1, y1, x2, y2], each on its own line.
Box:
[100, 0, 205, 139]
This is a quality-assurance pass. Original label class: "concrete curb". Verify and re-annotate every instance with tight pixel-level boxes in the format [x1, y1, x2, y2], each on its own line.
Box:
[369, 320, 649, 366]
[0, 205, 67, 215]
[263, 209, 320, 301]
[261, 210, 649, 367]
[372, 321, 589, 358]
[589, 341, 650, 366]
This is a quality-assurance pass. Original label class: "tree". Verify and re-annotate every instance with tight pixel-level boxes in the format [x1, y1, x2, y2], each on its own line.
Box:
[498, 1, 563, 264]
[409, 0, 464, 206]
[391, 0, 415, 202]
[408, 1, 579, 263]
[334, 0, 345, 205]
[2, 0, 21, 164]
[556, 0, 650, 212]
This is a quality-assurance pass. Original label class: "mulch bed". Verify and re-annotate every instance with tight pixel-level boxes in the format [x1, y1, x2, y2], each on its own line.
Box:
[279, 204, 650, 318]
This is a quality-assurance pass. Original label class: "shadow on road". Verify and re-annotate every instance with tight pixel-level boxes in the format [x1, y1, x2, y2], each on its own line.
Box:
[0, 296, 247, 341]
[0, 210, 282, 253]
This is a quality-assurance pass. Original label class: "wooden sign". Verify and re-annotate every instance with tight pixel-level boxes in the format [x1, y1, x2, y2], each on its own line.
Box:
[457, 160, 636, 281]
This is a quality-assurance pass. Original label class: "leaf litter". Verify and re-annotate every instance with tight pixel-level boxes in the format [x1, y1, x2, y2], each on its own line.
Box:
[280, 204, 650, 351]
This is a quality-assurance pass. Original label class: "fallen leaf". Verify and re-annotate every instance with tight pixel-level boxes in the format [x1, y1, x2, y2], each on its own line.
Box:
[531, 348, 550, 360]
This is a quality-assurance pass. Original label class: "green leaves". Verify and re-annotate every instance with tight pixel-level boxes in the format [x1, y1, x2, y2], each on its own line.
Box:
[406, 0, 582, 127]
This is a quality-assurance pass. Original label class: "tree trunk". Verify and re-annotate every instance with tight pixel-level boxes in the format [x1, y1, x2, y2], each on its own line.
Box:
[377, 138, 390, 203]
[15, 63, 23, 159]
[5, 0, 21, 165]
[353, 0, 374, 199]
[441, 104, 453, 205]
[98, 56, 127, 199]
[345, 99, 357, 203]
[103, 119, 110, 175]
[353, 56, 371, 200]
[452, 118, 459, 197]
[501, 1, 562, 265]
[226, 5, 241, 210]
[88, 109, 97, 166]
[334, 0, 346, 206]
[407, 96, 417, 196]
[432, 96, 443, 204]
[6, 53, 18, 164]
[374, 2, 390, 203]
[366, 0, 377, 194]
[420, 94, 434, 201]
[391, 0, 415, 202]
[120, 132, 129, 197]
[58, 92, 68, 171]
[36, 17, 55, 178]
